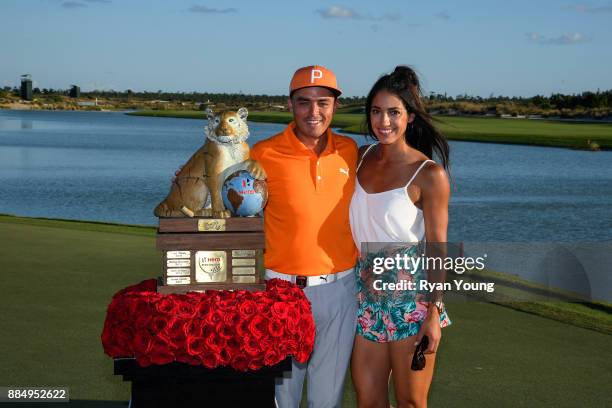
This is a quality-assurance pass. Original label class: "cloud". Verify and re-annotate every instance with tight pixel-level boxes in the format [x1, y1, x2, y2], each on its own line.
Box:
[568, 3, 612, 13]
[62, 1, 86, 8]
[316, 5, 400, 22]
[83, 0, 111, 3]
[316, 5, 361, 19]
[435, 11, 450, 20]
[527, 32, 590, 45]
[189, 5, 237, 14]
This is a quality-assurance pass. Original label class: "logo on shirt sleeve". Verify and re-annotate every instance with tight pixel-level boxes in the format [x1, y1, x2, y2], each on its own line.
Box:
[339, 167, 349, 176]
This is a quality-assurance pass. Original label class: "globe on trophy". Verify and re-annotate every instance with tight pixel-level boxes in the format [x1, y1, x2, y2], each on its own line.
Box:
[222, 170, 268, 217]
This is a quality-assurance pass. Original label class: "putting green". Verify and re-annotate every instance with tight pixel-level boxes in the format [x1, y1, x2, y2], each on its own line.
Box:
[0, 216, 610, 406]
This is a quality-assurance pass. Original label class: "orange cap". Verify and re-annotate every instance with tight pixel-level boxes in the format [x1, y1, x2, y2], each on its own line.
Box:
[289, 65, 342, 96]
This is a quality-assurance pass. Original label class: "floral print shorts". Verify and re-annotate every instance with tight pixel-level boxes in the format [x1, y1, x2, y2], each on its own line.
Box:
[356, 245, 451, 343]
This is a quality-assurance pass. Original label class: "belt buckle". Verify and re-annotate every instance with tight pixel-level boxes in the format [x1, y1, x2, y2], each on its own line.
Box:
[296, 276, 307, 289]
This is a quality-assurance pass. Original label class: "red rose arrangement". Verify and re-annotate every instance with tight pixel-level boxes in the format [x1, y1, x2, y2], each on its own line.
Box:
[101, 279, 315, 371]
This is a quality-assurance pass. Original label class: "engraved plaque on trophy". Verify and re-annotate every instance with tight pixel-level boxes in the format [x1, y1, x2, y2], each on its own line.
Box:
[156, 217, 265, 294]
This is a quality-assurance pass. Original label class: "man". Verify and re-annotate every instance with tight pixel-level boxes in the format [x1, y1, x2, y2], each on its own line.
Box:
[250, 66, 358, 408]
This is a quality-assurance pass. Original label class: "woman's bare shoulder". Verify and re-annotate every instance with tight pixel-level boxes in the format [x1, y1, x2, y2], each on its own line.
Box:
[418, 161, 450, 195]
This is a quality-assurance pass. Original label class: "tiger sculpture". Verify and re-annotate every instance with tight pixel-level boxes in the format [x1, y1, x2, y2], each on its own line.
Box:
[153, 107, 266, 219]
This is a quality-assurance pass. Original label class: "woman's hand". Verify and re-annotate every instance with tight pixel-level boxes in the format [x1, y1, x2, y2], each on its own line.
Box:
[414, 305, 442, 354]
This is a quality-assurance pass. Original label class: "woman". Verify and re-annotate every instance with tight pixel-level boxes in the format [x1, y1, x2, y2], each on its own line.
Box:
[349, 66, 451, 408]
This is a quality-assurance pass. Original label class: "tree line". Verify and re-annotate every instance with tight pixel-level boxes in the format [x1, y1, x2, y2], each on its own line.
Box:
[2, 86, 611, 110]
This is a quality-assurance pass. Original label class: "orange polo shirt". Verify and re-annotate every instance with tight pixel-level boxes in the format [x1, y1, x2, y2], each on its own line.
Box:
[250, 122, 358, 276]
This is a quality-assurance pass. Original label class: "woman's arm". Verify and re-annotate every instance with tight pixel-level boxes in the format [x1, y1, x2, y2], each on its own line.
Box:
[416, 162, 450, 353]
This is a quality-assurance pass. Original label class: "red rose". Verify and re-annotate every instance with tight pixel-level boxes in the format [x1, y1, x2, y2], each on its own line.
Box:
[183, 319, 204, 338]
[285, 319, 298, 335]
[217, 323, 237, 340]
[175, 350, 201, 366]
[133, 330, 153, 355]
[259, 336, 274, 352]
[275, 293, 292, 302]
[216, 298, 235, 311]
[264, 348, 281, 366]
[201, 324, 215, 339]
[248, 358, 264, 371]
[205, 334, 225, 354]
[268, 319, 285, 338]
[186, 336, 206, 356]
[295, 349, 311, 363]
[109, 300, 130, 323]
[298, 300, 312, 314]
[224, 337, 241, 354]
[267, 278, 291, 290]
[149, 336, 175, 365]
[207, 310, 224, 326]
[230, 352, 249, 371]
[206, 291, 221, 303]
[128, 297, 151, 319]
[201, 352, 220, 369]
[101, 325, 124, 357]
[155, 297, 176, 315]
[238, 300, 257, 318]
[299, 317, 315, 333]
[218, 348, 231, 366]
[166, 318, 187, 341]
[196, 300, 211, 317]
[175, 300, 197, 319]
[270, 302, 289, 319]
[149, 315, 171, 334]
[156, 333, 177, 350]
[236, 319, 251, 337]
[278, 339, 298, 356]
[233, 290, 250, 300]
[112, 326, 134, 353]
[135, 354, 152, 367]
[133, 311, 152, 330]
[257, 302, 272, 315]
[248, 315, 270, 339]
[223, 311, 241, 327]
[243, 335, 261, 356]
[286, 307, 300, 327]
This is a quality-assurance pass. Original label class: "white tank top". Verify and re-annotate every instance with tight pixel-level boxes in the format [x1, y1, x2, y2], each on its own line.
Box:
[349, 144, 434, 254]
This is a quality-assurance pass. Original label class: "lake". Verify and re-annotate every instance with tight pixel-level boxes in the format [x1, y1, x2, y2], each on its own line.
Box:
[1, 110, 611, 300]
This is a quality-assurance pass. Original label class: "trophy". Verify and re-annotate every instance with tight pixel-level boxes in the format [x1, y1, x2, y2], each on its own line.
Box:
[153, 108, 267, 294]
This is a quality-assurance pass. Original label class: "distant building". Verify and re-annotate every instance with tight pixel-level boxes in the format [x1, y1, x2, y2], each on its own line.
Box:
[20, 74, 32, 101]
[70, 85, 80, 98]
[77, 99, 98, 107]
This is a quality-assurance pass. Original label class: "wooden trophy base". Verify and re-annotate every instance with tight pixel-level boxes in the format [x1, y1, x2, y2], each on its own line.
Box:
[157, 217, 266, 294]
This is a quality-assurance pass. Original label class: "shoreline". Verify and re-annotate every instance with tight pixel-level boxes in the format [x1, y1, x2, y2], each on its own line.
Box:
[126, 110, 612, 151]
[2, 108, 611, 151]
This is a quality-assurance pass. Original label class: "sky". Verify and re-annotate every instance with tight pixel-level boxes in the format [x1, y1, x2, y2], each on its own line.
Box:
[1, 0, 611, 97]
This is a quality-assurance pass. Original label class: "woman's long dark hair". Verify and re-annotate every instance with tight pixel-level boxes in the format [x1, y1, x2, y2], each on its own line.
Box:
[365, 66, 450, 170]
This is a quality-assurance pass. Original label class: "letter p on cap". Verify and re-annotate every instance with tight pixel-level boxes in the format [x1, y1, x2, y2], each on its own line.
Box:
[289, 65, 342, 96]
[311, 69, 323, 83]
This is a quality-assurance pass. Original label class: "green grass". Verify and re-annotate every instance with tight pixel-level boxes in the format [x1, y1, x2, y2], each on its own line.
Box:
[129, 109, 612, 150]
[460, 268, 612, 335]
[1, 216, 610, 407]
